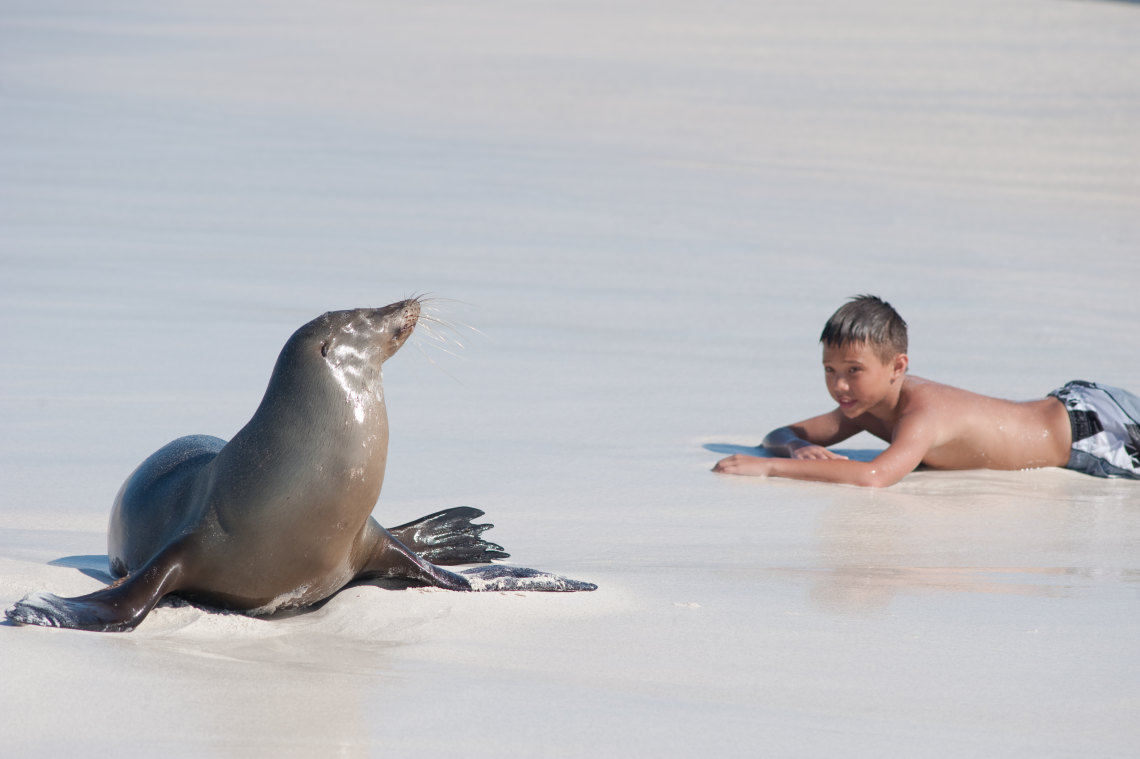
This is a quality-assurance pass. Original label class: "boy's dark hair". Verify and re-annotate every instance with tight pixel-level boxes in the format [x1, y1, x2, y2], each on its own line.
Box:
[820, 295, 908, 362]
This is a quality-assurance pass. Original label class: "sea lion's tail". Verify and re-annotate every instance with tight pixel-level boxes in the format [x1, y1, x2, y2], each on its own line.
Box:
[386, 507, 509, 565]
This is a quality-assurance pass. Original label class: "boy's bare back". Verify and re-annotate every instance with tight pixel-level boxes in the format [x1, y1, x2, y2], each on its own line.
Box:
[850, 376, 1071, 472]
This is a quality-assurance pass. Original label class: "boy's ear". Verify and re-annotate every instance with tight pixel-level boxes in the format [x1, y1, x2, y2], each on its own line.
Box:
[892, 353, 909, 378]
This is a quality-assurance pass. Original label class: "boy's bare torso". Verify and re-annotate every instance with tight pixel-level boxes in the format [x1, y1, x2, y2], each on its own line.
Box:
[862, 376, 1072, 471]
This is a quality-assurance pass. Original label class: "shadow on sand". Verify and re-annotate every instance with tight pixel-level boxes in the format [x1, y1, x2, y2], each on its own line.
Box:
[49, 554, 115, 584]
[703, 443, 880, 462]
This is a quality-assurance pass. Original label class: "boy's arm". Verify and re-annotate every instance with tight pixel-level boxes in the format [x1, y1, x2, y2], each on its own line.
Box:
[761, 410, 861, 460]
[716, 413, 936, 488]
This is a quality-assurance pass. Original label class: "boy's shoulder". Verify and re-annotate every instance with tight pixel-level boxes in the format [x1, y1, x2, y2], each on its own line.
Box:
[900, 375, 971, 403]
[899, 376, 967, 411]
[888, 376, 976, 430]
[901, 375, 992, 401]
[895, 376, 1005, 432]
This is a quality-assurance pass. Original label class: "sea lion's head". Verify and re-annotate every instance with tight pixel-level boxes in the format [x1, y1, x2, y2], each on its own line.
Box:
[268, 299, 422, 418]
[313, 298, 421, 368]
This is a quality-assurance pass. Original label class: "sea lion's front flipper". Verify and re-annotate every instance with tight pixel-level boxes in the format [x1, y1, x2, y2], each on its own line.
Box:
[357, 521, 474, 590]
[385, 507, 509, 565]
[356, 521, 595, 592]
[6, 541, 189, 632]
[460, 564, 597, 592]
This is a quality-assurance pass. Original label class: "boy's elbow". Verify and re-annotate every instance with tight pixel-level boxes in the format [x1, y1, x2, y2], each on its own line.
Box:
[759, 428, 785, 449]
[855, 466, 903, 489]
[761, 426, 801, 455]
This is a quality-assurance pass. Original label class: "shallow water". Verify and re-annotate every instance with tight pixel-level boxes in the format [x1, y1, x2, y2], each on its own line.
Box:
[2, 0, 1139, 756]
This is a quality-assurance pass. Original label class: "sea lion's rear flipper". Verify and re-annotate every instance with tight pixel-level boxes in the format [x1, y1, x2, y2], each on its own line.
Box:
[386, 507, 509, 565]
[460, 564, 597, 592]
[6, 542, 188, 632]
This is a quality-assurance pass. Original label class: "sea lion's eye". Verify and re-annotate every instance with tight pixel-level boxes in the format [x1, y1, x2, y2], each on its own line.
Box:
[321, 342, 330, 357]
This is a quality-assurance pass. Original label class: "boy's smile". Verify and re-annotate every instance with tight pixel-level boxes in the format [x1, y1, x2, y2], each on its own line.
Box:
[822, 342, 907, 420]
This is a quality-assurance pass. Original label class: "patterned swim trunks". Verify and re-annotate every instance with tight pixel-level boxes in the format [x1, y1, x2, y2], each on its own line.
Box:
[1048, 380, 1140, 479]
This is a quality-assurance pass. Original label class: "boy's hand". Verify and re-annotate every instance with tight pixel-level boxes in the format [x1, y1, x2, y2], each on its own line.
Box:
[713, 446, 849, 477]
[712, 454, 774, 476]
[789, 444, 848, 461]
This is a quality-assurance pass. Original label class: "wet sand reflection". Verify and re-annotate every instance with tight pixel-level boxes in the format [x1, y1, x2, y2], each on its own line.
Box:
[803, 469, 1140, 613]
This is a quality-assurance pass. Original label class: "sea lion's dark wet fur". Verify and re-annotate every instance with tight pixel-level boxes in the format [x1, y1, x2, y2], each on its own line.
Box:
[7, 299, 594, 632]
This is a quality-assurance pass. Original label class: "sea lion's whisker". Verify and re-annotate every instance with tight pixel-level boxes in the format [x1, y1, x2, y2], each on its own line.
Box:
[415, 338, 466, 362]
[414, 303, 483, 352]
[414, 344, 465, 383]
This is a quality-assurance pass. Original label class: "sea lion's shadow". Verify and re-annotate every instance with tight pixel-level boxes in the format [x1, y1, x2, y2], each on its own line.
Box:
[50, 555, 115, 584]
[703, 443, 880, 462]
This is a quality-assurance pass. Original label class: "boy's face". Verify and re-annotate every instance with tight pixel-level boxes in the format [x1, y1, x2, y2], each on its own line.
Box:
[822, 341, 907, 418]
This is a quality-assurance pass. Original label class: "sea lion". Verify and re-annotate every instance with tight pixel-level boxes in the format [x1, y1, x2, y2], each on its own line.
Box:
[6, 298, 595, 632]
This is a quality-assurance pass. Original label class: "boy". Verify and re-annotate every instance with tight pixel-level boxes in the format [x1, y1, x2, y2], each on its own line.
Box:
[713, 295, 1140, 487]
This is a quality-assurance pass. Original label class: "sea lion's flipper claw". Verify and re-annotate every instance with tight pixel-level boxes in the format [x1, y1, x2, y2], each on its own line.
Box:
[460, 564, 597, 592]
[386, 506, 510, 565]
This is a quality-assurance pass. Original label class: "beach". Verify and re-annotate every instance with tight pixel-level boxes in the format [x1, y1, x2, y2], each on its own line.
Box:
[2, 0, 1139, 755]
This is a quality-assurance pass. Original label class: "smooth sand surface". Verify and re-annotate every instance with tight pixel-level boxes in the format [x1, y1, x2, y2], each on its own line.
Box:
[2, 1, 1139, 756]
